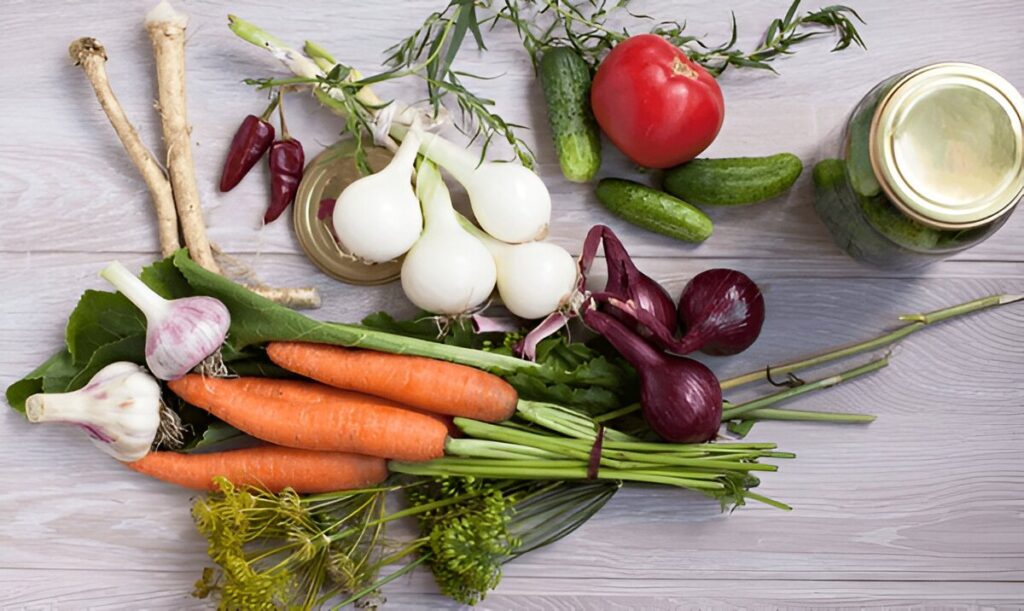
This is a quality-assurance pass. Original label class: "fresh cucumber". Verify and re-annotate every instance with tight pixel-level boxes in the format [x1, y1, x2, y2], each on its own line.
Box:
[595, 178, 713, 243]
[539, 47, 601, 182]
[663, 153, 803, 206]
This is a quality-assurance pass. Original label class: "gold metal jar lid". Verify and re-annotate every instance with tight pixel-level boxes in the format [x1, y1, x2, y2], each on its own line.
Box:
[870, 62, 1024, 229]
[292, 139, 402, 285]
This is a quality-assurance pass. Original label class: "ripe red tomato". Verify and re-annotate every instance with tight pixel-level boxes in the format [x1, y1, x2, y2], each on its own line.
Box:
[591, 34, 725, 169]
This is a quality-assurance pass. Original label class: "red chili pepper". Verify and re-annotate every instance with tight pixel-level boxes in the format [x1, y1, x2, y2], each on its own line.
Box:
[219, 96, 278, 192]
[265, 138, 304, 223]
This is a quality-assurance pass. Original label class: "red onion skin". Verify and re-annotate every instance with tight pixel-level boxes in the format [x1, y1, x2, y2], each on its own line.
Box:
[678, 269, 765, 356]
[584, 308, 722, 442]
[581, 225, 678, 337]
[607, 270, 677, 339]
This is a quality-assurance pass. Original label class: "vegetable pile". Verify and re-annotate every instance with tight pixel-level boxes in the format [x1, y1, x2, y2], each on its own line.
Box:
[9, 247, 1021, 606]
[14, 1, 1023, 609]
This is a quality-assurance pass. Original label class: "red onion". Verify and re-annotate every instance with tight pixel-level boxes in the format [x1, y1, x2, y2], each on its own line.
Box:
[581, 225, 677, 338]
[515, 311, 569, 361]
[677, 269, 765, 356]
[583, 307, 722, 442]
[594, 267, 765, 357]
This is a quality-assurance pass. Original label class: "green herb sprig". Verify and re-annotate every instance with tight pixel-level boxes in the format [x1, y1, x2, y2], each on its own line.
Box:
[494, 0, 866, 75]
[383, 0, 535, 166]
[683, 2, 866, 75]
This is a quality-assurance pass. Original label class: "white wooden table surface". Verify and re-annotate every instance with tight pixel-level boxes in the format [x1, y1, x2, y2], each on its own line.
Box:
[2, 0, 1023, 608]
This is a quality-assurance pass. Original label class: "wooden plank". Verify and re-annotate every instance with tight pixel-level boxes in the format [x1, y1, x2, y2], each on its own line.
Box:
[2, 569, 1024, 610]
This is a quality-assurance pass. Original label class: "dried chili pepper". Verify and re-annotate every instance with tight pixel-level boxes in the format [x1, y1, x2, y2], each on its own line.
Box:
[219, 95, 278, 192]
[264, 98, 304, 224]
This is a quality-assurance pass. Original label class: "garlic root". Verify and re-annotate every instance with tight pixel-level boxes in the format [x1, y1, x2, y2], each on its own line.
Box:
[69, 37, 180, 258]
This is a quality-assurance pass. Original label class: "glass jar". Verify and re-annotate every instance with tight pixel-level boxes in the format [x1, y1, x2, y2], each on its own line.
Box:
[814, 63, 1024, 268]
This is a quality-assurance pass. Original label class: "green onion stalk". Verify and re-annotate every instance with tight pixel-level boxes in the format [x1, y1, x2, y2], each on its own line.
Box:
[227, 14, 484, 171]
[720, 294, 1022, 390]
[391, 406, 793, 510]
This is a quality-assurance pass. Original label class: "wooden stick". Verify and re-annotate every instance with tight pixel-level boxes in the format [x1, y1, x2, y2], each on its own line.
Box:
[69, 38, 180, 257]
[145, 0, 219, 273]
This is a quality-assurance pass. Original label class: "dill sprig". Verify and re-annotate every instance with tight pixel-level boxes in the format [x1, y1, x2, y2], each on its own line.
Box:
[191, 475, 618, 608]
[405, 477, 618, 605]
[192, 477, 398, 609]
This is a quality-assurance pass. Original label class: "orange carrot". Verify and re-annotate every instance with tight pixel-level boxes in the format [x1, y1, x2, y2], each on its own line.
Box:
[266, 342, 518, 422]
[126, 445, 387, 493]
[168, 375, 448, 462]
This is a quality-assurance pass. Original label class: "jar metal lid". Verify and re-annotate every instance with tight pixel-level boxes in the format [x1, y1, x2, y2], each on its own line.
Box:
[292, 139, 402, 285]
[870, 62, 1024, 229]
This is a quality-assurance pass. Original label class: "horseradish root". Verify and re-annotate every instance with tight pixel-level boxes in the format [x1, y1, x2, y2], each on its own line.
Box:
[69, 37, 180, 257]
[143, 1, 321, 309]
[145, 0, 219, 273]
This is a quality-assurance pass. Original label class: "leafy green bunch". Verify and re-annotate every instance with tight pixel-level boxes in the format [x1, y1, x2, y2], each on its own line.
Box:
[6, 251, 637, 447]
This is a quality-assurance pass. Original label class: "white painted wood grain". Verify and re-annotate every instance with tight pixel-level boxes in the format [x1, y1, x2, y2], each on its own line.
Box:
[1, 0, 1023, 609]
[4, 570, 1024, 610]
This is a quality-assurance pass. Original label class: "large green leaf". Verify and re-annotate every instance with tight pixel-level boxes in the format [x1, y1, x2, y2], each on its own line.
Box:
[172, 251, 535, 374]
[66, 334, 147, 391]
[140, 256, 192, 299]
[5, 349, 76, 413]
[65, 291, 144, 366]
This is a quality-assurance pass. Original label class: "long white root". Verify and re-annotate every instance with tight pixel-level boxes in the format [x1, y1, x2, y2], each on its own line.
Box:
[143, 1, 320, 309]
[69, 37, 180, 257]
[146, 0, 220, 273]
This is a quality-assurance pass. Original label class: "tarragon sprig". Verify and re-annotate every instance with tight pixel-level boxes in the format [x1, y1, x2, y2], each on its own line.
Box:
[494, 0, 866, 75]
[683, 2, 866, 75]
[384, 0, 535, 166]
